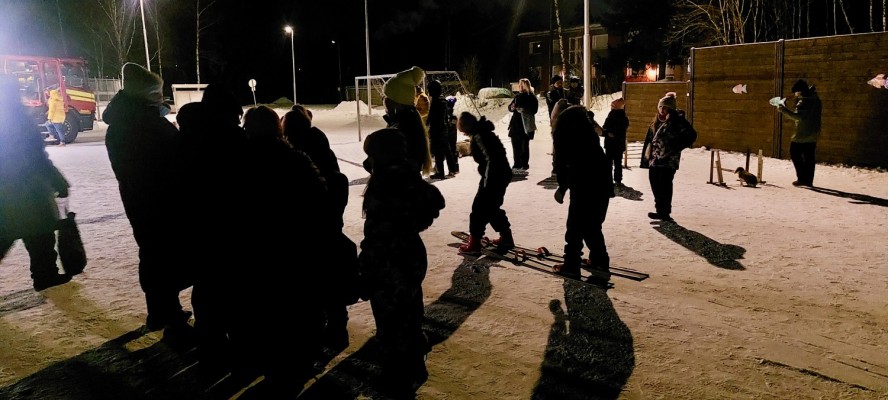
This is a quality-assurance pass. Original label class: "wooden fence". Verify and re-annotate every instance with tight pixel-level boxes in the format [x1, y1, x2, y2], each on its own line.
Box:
[624, 32, 888, 168]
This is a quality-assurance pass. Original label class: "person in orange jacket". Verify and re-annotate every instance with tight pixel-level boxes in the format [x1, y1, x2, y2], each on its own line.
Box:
[46, 86, 67, 145]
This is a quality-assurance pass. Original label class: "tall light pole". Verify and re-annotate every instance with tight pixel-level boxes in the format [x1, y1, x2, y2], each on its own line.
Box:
[284, 25, 297, 104]
[332, 40, 343, 101]
[139, 0, 150, 71]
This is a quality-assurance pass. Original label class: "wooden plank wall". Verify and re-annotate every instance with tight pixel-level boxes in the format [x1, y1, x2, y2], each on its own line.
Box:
[691, 43, 778, 157]
[623, 81, 689, 142]
[781, 33, 888, 167]
[623, 32, 888, 168]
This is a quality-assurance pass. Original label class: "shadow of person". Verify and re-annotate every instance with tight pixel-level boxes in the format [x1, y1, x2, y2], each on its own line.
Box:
[0, 328, 222, 400]
[652, 221, 746, 270]
[537, 175, 559, 190]
[295, 258, 494, 399]
[804, 186, 888, 207]
[613, 183, 643, 201]
[531, 280, 635, 400]
[511, 173, 529, 183]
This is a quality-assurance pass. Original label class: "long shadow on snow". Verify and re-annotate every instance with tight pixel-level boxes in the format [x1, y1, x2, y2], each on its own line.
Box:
[532, 279, 635, 400]
[652, 221, 746, 270]
[296, 258, 494, 399]
[0, 329, 214, 400]
[803, 185, 888, 207]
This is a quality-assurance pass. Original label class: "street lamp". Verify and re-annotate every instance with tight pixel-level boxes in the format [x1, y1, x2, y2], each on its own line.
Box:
[284, 25, 297, 104]
[332, 40, 342, 101]
[139, 0, 150, 71]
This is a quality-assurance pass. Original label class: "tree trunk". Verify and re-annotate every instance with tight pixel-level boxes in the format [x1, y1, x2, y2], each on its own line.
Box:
[552, 0, 567, 78]
[196, 0, 201, 84]
[836, 0, 854, 33]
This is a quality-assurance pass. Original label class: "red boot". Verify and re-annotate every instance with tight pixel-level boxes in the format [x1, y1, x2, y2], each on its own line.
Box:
[490, 230, 514, 251]
[459, 235, 482, 255]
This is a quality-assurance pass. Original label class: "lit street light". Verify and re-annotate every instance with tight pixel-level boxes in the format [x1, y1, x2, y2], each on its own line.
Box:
[332, 40, 342, 101]
[284, 25, 297, 104]
[139, 0, 150, 71]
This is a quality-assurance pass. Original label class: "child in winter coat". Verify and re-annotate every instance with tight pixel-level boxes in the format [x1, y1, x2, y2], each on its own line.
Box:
[602, 98, 629, 185]
[457, 112, 515, 254]
[552, 106, 615, 281]
[359, 128, 445, 396]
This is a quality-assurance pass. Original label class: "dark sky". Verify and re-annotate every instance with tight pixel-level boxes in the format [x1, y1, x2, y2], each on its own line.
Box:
[0, 0, 605, 104]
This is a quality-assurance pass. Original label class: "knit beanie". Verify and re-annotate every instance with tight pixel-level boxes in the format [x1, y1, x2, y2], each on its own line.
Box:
[383, 66, 425, 106]
[791, 79, 808, 93]
[657, 92, 677, 110]
[122, 63, 163, 101]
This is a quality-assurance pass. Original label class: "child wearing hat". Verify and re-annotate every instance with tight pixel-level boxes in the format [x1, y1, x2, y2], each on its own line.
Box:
[377, 66, 434, 176]
[640, 92, 697, 222]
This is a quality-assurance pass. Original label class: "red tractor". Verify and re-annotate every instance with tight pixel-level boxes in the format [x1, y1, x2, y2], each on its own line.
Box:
[0, 54, 96, 144]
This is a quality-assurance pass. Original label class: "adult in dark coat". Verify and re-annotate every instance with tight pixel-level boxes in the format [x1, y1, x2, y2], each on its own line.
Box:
[360, 128, 445, 396]
[602, 98, 629, 185]
[552, 106, 615, 280]
[176, 93, 249, 378]
[282, 108, 359, 354]
[507, 78, 537, 171]
[0, 77, 73, 291]
[640, 92, 697, 222]
[457, 112, 515, 254]
[545, 75, 565, 115]
[426, 80, 458, 178]
[236, 105, 334, 390]
[104, 63, 192, 332]
[778, 79, 822, 187]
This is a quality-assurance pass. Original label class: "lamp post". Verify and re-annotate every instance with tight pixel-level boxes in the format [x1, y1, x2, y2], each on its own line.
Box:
[139, 0, 150, 71]
[284, 25, 297, 104]
[332, 40, 343, 101]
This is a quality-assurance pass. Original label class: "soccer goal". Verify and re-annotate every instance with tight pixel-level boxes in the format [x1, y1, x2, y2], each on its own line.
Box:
[353, 70, 480, 141]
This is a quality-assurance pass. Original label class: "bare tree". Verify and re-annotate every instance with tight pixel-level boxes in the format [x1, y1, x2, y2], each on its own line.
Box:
[196, 0, 216, 84]
[836, 0, 854, 33]
[870, 0, 875, 31]
[82, 0, 138, 74]
[668, 0, 761, 46]
[552, 0, 568, 77]
[459, 56, 479, 95]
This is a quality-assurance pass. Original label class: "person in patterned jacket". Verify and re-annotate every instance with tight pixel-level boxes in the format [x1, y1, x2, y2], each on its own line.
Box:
[640, 92, 697, 222]
[359, 128, 445, 396]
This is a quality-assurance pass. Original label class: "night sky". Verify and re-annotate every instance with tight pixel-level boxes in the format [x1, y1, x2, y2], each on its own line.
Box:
[0, 0, 605, 104]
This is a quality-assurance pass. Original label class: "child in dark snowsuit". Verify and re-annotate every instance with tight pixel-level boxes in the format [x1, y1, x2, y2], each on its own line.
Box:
[602, 98, 629, 185]
[457, 112, 515, 254]
[359, 128, 445, 396]
[552, 106, 615, 280]
[426, 80, 458, 178]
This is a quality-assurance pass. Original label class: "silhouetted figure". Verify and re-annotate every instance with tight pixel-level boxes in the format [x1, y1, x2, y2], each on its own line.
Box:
[104, 63, 193, 333]
[602, 98, 629, 185]
[426, 80, 458, 178]
[457, 112, 515, 255]
[0, 76, 73, 291]
[359, 128, 445, 397]
[551, 106, 615, 282]
[371, 66, 433, 176]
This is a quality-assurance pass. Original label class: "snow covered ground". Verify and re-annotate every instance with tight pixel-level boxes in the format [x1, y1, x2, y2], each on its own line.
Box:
[1, 93, 887, 399]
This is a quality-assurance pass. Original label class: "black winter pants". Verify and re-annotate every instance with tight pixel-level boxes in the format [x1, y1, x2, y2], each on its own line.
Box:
[469, 181, 511, 238]
[0, 232, 61, 283]
[431, 138, 457, 176]
[790, 142, 816, 185]
[607, 150, 624, 183]
[510, 133, 530, 169]
[564, 194, 610, 268]
[649, 168, 677, 216]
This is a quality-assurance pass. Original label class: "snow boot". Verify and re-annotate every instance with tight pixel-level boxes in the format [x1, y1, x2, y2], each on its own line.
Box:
[491, 230, 515, 252]
[553, 262, 581, 279]
[582, 259, 612, 281]
[459, 235, 482, 255]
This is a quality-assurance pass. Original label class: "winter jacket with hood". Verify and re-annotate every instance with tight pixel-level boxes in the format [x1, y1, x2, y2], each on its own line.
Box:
[641, 109, 697, 170]
[779, 88, 822, 144]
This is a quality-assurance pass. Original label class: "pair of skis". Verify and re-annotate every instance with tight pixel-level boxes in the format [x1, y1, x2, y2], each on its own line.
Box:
[451, 231, 649, 288]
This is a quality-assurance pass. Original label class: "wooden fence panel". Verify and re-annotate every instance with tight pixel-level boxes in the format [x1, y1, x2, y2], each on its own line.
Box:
[623, 82, 688, 142]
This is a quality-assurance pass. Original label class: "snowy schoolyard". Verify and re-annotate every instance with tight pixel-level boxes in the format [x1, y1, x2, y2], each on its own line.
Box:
[1, 93, 887, 399]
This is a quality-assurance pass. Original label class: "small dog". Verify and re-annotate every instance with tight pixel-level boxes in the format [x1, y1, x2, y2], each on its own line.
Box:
[734, 167, 758, 187]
